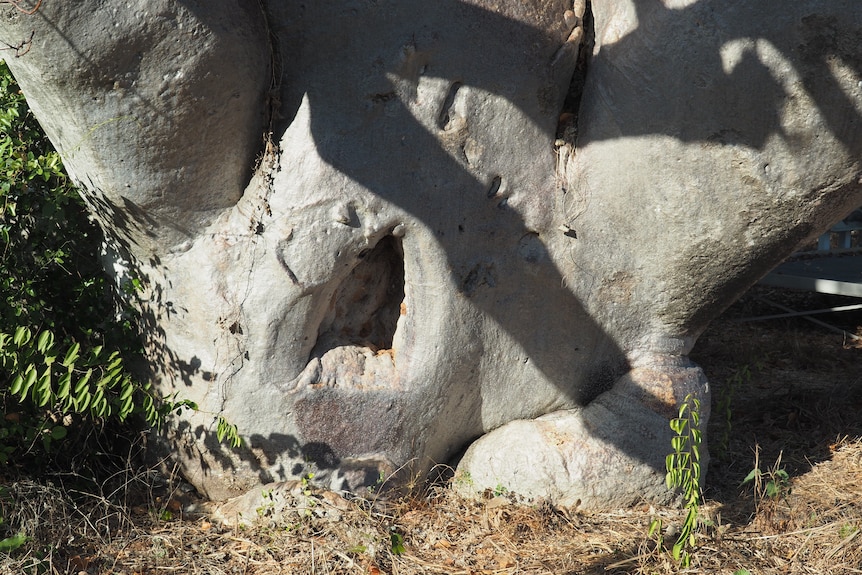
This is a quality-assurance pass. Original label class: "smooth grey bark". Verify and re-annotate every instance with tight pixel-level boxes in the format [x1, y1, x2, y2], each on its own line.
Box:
[1, 0, 860, 507]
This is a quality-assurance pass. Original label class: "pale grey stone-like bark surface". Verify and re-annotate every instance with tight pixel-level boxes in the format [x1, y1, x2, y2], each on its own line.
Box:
[1, 0, 861, 507]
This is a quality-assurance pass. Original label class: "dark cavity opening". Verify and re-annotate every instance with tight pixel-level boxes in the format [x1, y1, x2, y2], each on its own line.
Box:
[314, 235, 405, 354]
[556, 1, 595, 143]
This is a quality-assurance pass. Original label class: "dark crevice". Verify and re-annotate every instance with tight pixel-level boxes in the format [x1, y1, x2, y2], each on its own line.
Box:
[312, 236, 405, 355]
[437, 81, 463, 130]
[370, 91, 398, 104]
[486, 175, 502, 198]
[556, 1, 594, 144]
[258, 0, 283, 146]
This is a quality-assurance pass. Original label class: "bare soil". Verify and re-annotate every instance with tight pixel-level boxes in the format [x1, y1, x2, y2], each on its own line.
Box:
[2, 285, 861, 574]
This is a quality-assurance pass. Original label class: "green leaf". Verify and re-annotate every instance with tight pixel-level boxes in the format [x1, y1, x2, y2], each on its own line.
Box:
[0, 533, 27, 553]
[118, 393, 134, 420]
[648, 519, 662, 538]
[8, 373, 23, 395]
[91, 387, 105, 410]
[389, 531, 405, 556]
[75, 386, 92, 412]
[680, 551, 691, 568]
[73, 368, 92, 394]
[61, 342, 80, 367]
[12, 326, 30, 348]
[741, 469, 759, 485]
[94, 395, 109, 418]
[678, 522, 692, 546]
[34, 369, 52, 407]
[118, 379, 134, 401]
[50, 426, 67, 440]
[766, 481, 780, 498]
[36, 329, 53, 353]
[105, 353, 123, 372]
[18, 365, 38, 400]
[56, 371, 72, 399]
[98, 369, 121, 390]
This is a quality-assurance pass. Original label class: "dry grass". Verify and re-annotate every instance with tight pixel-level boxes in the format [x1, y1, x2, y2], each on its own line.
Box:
[2, 286, 861, 574]
[2, 448, 861, 575]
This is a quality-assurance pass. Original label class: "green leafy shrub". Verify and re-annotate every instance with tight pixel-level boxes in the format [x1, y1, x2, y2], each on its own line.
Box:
[0, 59, 162, 472]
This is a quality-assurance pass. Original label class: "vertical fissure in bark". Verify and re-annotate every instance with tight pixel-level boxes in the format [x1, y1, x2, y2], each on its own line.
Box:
[556, 0, 594, 145]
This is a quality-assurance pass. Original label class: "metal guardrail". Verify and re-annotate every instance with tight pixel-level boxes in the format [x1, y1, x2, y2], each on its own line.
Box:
[748, 209, 862, 340]
[810, 209, 862, 252]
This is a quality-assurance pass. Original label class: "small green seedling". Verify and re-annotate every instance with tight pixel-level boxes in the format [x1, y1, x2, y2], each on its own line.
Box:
[389, 527, 405, 556]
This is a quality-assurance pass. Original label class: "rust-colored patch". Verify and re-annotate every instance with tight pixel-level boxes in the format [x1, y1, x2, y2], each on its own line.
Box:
[597, 271, 635, 306]
[540, 426, 571, 448]
[400, 301, 407, 315]
[629, 367, 678, 420]
[376, 348, 395, 360]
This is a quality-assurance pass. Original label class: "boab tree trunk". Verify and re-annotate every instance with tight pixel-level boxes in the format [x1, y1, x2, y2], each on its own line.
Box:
[2, 0, 861, 507]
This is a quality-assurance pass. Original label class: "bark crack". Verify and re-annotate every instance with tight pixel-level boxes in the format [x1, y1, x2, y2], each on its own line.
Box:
[555, 0, 594, 148]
